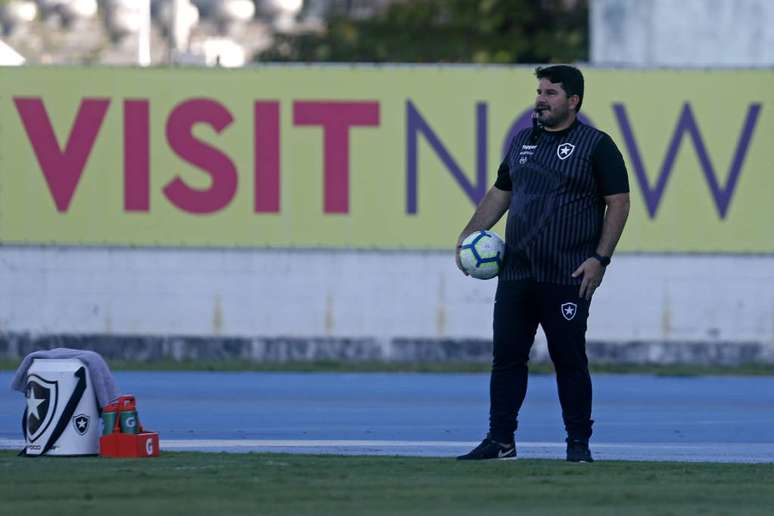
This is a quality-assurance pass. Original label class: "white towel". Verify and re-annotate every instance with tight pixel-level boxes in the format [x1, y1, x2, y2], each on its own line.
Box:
[10, 348, 120, 407]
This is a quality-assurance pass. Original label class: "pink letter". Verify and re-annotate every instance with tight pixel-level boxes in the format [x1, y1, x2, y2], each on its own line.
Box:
[14, 97, 110, 212]
[124, 99, 150, 212]
[254, 101, 280, 213]
[293, 101, 380, 213]
[163, 99, 237, 214]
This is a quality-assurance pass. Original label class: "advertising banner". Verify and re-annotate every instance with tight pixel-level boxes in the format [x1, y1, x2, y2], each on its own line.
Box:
[0, 66, 771, 252]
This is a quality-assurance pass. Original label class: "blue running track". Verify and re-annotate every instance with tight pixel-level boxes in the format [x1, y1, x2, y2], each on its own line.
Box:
[2, 371, 773, 462]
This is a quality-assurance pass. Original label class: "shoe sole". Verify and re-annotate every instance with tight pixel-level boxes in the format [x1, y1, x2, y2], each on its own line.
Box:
[456, 454, 517, 461]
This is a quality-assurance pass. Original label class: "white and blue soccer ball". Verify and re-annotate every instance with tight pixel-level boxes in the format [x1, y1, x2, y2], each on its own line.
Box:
[459, 230, 505, 280]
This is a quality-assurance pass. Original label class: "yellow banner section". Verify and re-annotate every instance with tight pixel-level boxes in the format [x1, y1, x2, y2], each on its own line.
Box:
[0, 67, 772, 252]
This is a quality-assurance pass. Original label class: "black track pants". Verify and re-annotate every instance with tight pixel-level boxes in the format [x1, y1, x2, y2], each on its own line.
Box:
[489, 279, 593, 444]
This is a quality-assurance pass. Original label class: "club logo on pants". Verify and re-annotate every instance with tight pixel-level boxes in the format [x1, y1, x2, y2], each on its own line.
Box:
[561, 302, 577, 321]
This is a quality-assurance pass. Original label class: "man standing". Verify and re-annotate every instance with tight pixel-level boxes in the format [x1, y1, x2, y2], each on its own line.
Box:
[455, 65, 630, 462]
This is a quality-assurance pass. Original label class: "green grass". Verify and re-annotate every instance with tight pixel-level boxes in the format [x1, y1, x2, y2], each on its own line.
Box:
[2, 359, 774, 376]
[0, 451, 772, 516]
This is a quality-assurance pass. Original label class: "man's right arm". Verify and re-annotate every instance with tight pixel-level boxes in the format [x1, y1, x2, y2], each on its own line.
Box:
[455, 186, 511, 274]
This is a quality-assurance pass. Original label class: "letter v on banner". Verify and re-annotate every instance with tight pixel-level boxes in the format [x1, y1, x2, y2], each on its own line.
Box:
[406, 101, 488, 214]
[613, 102, 762, 219]
[14, 98, 111, 213]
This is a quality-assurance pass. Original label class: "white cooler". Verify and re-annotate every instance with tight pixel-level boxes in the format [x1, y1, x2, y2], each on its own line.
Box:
[24, 358, 100, 456]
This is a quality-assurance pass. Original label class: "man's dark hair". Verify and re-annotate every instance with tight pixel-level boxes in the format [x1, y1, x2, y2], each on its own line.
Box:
[535, 65, 584, 112]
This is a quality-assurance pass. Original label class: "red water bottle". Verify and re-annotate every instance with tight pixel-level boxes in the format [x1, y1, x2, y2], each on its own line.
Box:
[102, 402, 119, 435]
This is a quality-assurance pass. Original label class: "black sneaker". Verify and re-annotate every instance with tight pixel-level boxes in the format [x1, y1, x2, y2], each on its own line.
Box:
[566, 439, 594, 463]
[457, 437, 516, 460]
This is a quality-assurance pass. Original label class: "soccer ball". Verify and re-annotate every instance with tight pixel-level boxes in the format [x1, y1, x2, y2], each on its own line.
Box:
[458, 230, 505, 280]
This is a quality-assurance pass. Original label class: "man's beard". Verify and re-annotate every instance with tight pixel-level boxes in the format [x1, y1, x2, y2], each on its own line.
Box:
[536, 105, 570, 128]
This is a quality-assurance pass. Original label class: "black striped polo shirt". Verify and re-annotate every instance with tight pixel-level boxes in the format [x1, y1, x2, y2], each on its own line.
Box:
[494, 119, 629, 284]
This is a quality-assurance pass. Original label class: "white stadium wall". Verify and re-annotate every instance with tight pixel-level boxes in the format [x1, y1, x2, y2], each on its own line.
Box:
[1, 247, 773, 364]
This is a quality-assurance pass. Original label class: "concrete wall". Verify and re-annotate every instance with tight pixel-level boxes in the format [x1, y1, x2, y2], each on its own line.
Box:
[591, 0, 774, 66]
[1, 247, 772, 363]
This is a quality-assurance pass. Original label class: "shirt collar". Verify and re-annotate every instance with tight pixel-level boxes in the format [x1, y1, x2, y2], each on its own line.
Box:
[542, 117, 580, 137]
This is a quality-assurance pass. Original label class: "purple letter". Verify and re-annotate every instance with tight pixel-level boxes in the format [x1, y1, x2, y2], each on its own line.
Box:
[614, 102, 761, 219]
[407, 101, 487, 214]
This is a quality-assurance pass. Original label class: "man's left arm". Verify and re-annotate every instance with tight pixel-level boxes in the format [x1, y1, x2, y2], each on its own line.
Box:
[572, 193, 630, 299]
[596, 193, 630, 257]
[572, 132, 631, 300]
